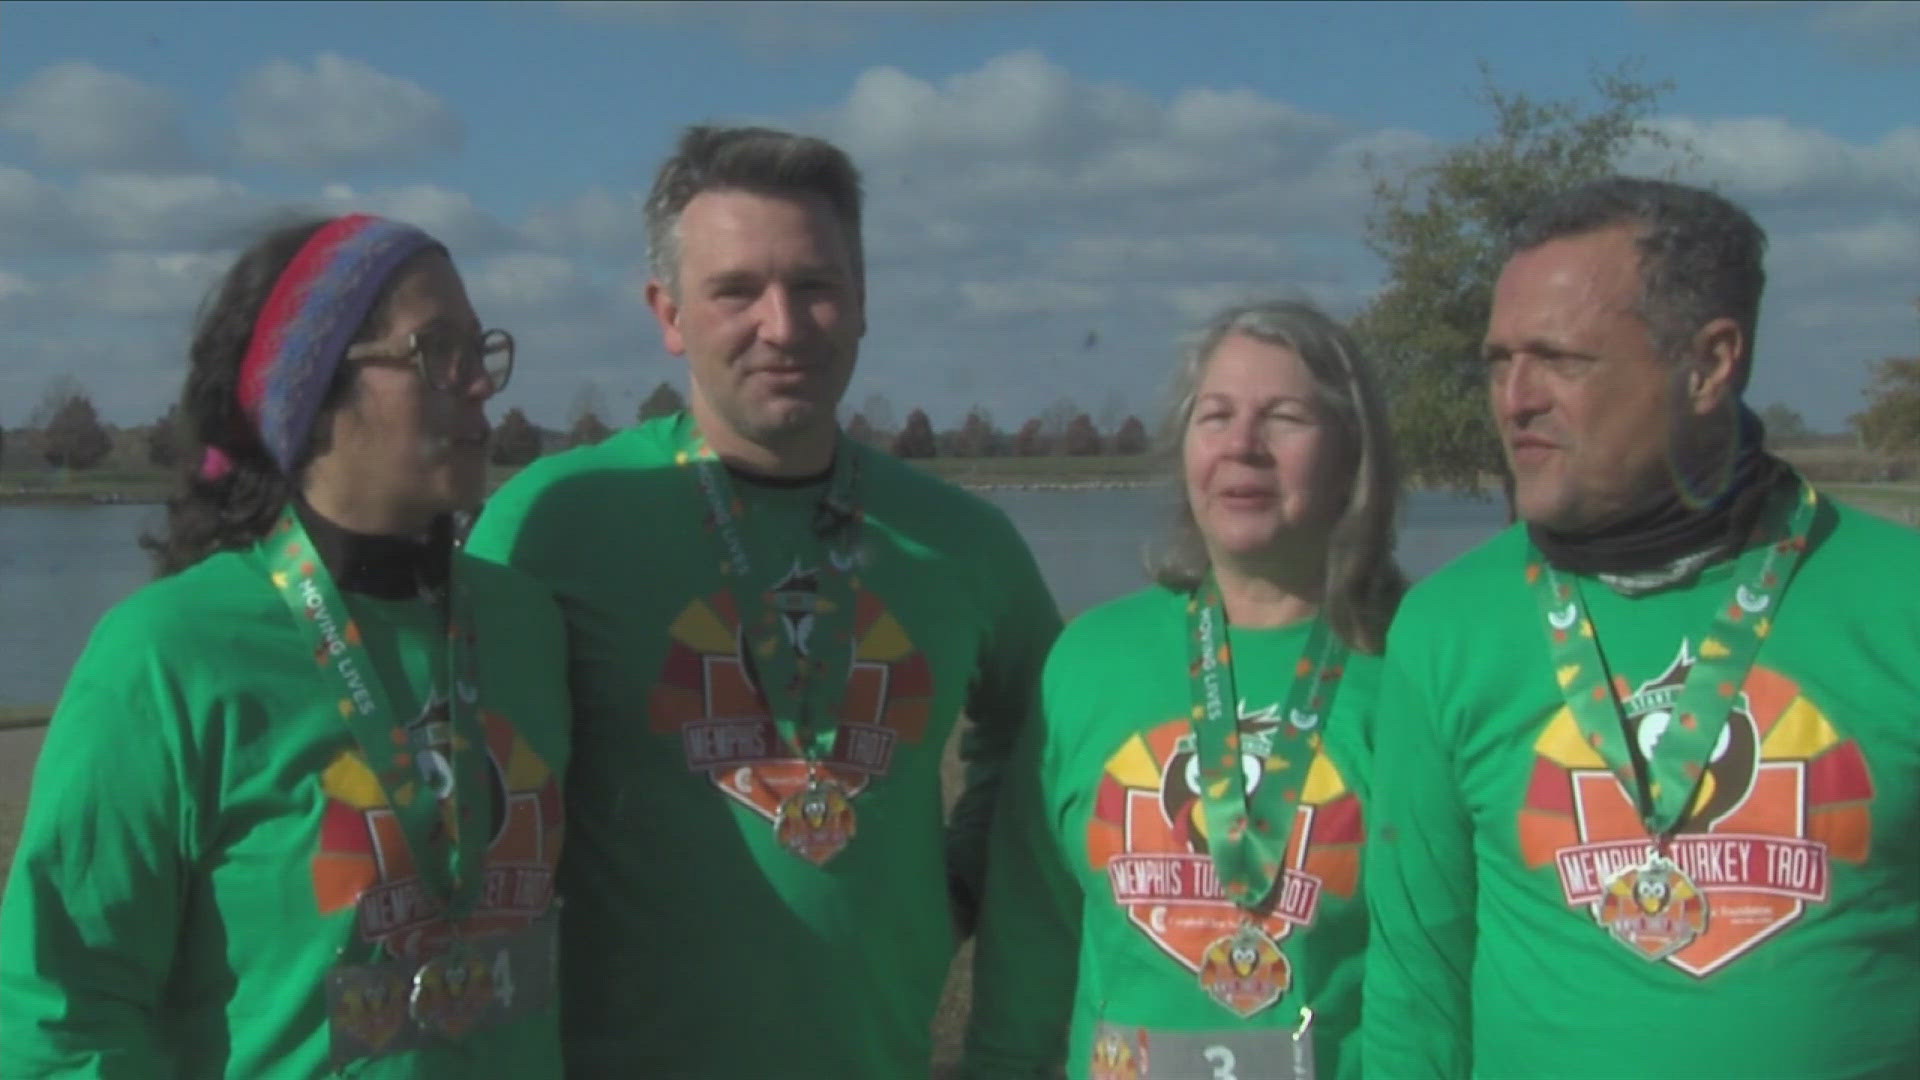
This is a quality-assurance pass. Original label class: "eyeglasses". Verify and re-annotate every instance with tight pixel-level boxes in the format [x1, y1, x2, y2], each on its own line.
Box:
[345, 327, 515, 395]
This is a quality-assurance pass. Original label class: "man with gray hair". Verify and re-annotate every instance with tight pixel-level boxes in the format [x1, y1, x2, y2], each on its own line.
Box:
[468, 125, 1060, 1076]
[1362, 176, 1920, 1077]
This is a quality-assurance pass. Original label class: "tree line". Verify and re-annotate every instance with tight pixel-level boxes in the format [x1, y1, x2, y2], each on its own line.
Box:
[6, 67, 1918, 479]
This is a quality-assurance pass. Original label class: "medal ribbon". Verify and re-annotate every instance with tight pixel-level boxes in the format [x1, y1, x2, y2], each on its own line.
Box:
[1529, 479, 1818, 837]
[266, 507, 489, 920]
[676, 424, 864, 765]
[1185, 575, 1349, 909]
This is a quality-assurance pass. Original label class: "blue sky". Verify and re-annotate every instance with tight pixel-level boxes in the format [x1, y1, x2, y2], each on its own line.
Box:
[3, 0, 1916, 434]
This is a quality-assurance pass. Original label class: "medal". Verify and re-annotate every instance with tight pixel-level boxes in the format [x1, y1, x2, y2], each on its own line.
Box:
[775, 772, 857, 865]
[327, 917, 558, 1067]
[1592, 846, 1709, 961]
[1197, 922, 1290, 1018]
[1177, 577, 1345, 1018]
[679, 421, 867, 863]
[1090, 1025, 1152, 1080]
[408, 941, 494, 1040]
[1530, 479, 1817, 960]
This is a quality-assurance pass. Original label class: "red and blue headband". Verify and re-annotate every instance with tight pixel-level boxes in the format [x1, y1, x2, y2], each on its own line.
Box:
[209, 213, 443, 478]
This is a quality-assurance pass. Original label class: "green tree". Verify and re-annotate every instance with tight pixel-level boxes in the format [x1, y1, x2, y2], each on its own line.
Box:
[891, 408, 937, 459]
[146, 404, 182, 468]
[1011, 418, 1049, 457]
[491, 407, 544, 465]
[637, 380, 685, 423]
[1353, 63, 1686, 491]
[951, 406, 1001, 457]
[845, 412, 881, 446]
[1852, 300, 1920, 454]
[1062, 413, 1102, 456]
[568, 411, 612, 448]
[1758, 402, 1810, 447]
[44, 394, 112, 469]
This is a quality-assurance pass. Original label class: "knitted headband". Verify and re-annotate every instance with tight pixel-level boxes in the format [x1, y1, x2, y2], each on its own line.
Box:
[213, 213, 443, 477]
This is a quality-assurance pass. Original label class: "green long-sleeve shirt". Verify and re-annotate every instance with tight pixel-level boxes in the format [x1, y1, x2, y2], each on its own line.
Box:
[466, 412, 1062, 1077]
[1364, 494, 1920, 1079]
[966, 585, 1376, 1079]
[0, 546, 571, 1078]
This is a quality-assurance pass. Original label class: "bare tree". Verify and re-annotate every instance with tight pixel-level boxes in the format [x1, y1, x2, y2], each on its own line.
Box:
[1098, 390, 1128, 435]
[31, 375, 90, 427]
[1039, 397, 1079, 441]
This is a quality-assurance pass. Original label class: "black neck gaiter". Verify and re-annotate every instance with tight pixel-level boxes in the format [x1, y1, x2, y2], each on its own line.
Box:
[292, 496, 453, 600]
[1528, 407, 1791, 576]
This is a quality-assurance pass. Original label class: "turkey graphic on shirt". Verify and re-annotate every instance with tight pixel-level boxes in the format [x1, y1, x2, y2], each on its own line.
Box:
[1518, 641, 1874, 976]
[647, 574, 935, 823]
[1087, 703, 1365, 987]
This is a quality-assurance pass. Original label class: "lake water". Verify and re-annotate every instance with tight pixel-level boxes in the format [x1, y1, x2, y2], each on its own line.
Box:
[0, 488, 1507, 708]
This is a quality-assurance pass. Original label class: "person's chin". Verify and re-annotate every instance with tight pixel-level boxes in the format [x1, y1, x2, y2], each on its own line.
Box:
[752, 397, 832, 438]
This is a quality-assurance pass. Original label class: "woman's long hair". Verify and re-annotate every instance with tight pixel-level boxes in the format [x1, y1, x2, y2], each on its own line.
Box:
[1146, 298, 1407, 654]
[141, 218, 374, 575]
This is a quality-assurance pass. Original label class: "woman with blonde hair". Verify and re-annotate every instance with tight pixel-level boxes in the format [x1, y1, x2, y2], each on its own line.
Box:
[964, 298, 1403, 1080]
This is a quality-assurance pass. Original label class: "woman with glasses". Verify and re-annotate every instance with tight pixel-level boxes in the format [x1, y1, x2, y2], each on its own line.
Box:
[964, 299, 1404, 1080]
[0, 214, 569, 1077]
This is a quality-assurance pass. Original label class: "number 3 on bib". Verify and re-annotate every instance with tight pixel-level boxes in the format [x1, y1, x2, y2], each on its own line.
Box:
[1205, 1045, 1238, 1080]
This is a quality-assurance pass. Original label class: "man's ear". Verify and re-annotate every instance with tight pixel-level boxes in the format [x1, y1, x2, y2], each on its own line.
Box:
[1686, 316, 1745, 416]
[646, 277, 686, 356]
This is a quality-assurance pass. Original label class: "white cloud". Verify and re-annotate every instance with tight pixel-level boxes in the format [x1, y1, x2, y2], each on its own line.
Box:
[1632, 1, 1920, 60]
[960, 279, 1112, 319]
[557, 1, 1030, 51]
[69, 174, 266, 249]
[1774, 214, 1920, 274]
[0, 62, 194, 170]
[232, 54, 463, 170]
[312, 183, 517, 253]
[467, 253, 593, 311]
[86, 250, 233, 317]
[523, 187, 651, 257]
[0, 167, 83, 253]
[0, 268, 36, 303]
[1631, 117, 1920, 204]
[1816, 1, 1920, 58]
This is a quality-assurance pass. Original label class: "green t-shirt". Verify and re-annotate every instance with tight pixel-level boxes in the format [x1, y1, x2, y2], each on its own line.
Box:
[0, 546, 571, 1078]
[1363, 493, 1920, 1080]
[966, 585, 1377, 1080]
[466, 413, 1062, 1078]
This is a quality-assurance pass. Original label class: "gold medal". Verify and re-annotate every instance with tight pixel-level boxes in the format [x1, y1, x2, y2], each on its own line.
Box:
[1592, 848, 1709, 961]
[1197, 922, 1289, 1018]
[408, 944, 495, 1041]
[775, 775, 856, 865]
[1090, 1024, 1152, 1080]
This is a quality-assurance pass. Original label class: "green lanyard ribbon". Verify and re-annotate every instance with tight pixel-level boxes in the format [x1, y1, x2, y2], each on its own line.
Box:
[1185, 575, 1349, 910]
[266, 507, 488, 921]
[1528, 480, 1819, 838]
[675, 426, 865, 764]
